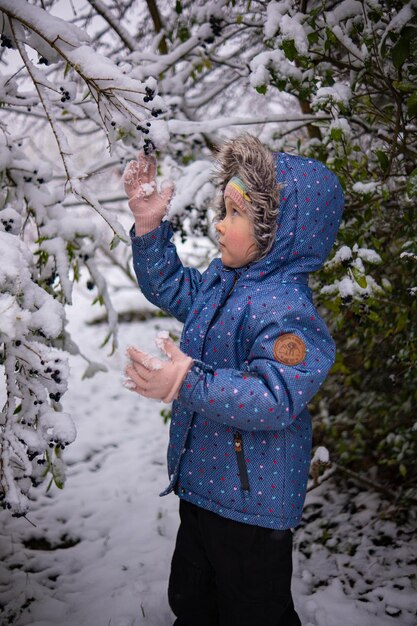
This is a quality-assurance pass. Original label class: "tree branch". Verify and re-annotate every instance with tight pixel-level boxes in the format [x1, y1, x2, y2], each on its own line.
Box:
[145, 0, 168, 55]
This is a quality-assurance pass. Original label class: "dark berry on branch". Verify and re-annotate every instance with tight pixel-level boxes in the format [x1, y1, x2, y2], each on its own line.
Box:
[143, 138, 155, 155]
[111, 121, 116, 127]
[143, 96, 150, 103]
[1, 35, 13, 49]
[60, 87, 64, 92]
[38, 56, 49, 65]
[15, 340, 21, 346]
[86, 280, 95, 290]
[209, 15, 223, 37]
[37, 178, 45, 184]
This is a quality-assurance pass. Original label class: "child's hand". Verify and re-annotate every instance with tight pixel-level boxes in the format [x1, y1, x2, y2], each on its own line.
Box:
[123, 152, 175, 236]
[123, 336, 192, 403]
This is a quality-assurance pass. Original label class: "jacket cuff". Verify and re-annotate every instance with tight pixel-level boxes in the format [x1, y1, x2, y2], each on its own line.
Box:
[130, 220, 173, 250]
[177, 360, 213, 406]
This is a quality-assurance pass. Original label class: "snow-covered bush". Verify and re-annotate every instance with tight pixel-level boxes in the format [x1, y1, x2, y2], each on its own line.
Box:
[1, 0, 416, 513]
[0, 0, 169, 514]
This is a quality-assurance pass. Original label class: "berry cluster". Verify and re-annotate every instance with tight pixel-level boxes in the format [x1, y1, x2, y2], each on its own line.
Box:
[151, 108, 163, 117]
[48, 438, 68, 450]
[143, 138, 155, 155]
[209, 15, 223, 37]
[0, 34, 13, 49]
[1, 216, 14, 232]
[22, 170, 45, 185]
[143, 86, 155, 103]
[38, 56, 49, 66]
[59, 86, 71, 103]
[136, 122, 151, 134]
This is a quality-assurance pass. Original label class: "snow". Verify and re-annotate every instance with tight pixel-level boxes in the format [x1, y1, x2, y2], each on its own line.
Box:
[357, 247, 382, 264]
[384, 1, 416, 35]
[279, 14, 308, 55]
[155, 330, 170, 353]
[311, 446, 330, 464]
[264, 0, 292, 39]
[0, 0, 91, 50]
[1, 279, 416, 625]
[312, 83, 352, 109]
[352, 181, 379, 195]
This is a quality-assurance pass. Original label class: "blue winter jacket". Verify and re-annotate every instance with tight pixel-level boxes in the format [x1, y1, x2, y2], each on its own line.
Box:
[131, 152, 344, 529]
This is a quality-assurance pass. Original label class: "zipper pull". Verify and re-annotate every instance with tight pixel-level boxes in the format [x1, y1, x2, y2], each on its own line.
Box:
[234, 431, 250, 492]
[234, 432, 242, 452]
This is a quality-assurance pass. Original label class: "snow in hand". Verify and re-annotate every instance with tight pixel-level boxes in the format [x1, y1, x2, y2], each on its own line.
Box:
[0, 287, 416, 625]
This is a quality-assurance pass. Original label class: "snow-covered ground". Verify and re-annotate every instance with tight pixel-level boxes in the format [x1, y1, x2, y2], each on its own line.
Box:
[1, 281, 416, 626]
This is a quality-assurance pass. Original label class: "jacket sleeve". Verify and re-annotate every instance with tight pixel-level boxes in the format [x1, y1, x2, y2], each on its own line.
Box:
[131, 221, 203, 323]
[176, 311, 335, 431]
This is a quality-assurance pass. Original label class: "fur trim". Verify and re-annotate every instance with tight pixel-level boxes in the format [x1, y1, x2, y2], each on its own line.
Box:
[212, 134, 281, 260]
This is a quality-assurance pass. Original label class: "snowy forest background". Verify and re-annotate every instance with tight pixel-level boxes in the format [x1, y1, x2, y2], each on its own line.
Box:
[0, 0, 416, 624]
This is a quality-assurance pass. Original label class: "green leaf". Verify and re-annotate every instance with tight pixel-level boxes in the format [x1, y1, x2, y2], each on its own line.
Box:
[110, 235, 121, 250]
[406, 167, 417, 198]
[175, 0, 182, 14]
[351, 267, 368, 289]
[255, 85, 267, 95]
[100, 331, 112, 349]
[406, 93, 417, 118]
[178, 25, 190, 42]
[282, 39, 297, 62]
[399, 463, 407, 477]
[308, 31, 319, 45]
[368, 311, 381, 323]
[330, 127, 343, 141]
[392, 80, 416, 93]
[375, 150, 389, 173]
[392, 35, 409, 69]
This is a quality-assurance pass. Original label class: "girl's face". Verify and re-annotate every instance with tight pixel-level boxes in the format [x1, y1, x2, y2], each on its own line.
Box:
[215, 197, 258, 268]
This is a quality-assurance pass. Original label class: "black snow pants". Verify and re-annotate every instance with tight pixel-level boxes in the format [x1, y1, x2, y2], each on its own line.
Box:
[168, 499, 302, 626]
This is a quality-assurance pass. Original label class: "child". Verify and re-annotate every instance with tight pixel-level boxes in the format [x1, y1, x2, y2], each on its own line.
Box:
[124, 134, 344, 626]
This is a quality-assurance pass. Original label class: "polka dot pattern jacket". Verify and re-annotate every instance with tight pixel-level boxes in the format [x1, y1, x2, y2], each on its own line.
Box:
[131, 153, 344, 529]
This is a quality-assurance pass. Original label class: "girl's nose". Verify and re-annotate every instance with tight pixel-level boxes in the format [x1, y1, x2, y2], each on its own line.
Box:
[216, 220, 225, 233]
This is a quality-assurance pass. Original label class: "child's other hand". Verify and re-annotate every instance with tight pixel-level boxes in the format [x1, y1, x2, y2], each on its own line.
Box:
[123, 152, 175, 235]
[123, 337, 192, 404]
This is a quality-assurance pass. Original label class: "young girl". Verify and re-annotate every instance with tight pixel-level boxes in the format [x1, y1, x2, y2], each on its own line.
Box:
[124, 134, 344, 626]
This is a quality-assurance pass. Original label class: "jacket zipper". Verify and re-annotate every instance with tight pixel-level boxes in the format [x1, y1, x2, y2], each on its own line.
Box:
[234, 431, 250, 492]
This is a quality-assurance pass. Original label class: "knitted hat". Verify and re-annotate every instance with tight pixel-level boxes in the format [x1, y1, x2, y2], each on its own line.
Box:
[224, 176, 251, 211]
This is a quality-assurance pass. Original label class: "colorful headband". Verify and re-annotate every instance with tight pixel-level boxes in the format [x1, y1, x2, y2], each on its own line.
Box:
[224, 176, 251, 211]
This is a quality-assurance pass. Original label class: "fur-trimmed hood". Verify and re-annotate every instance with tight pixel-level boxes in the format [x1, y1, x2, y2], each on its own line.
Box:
[213, 134, 281, 259]
[213, 137, 344, 282]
